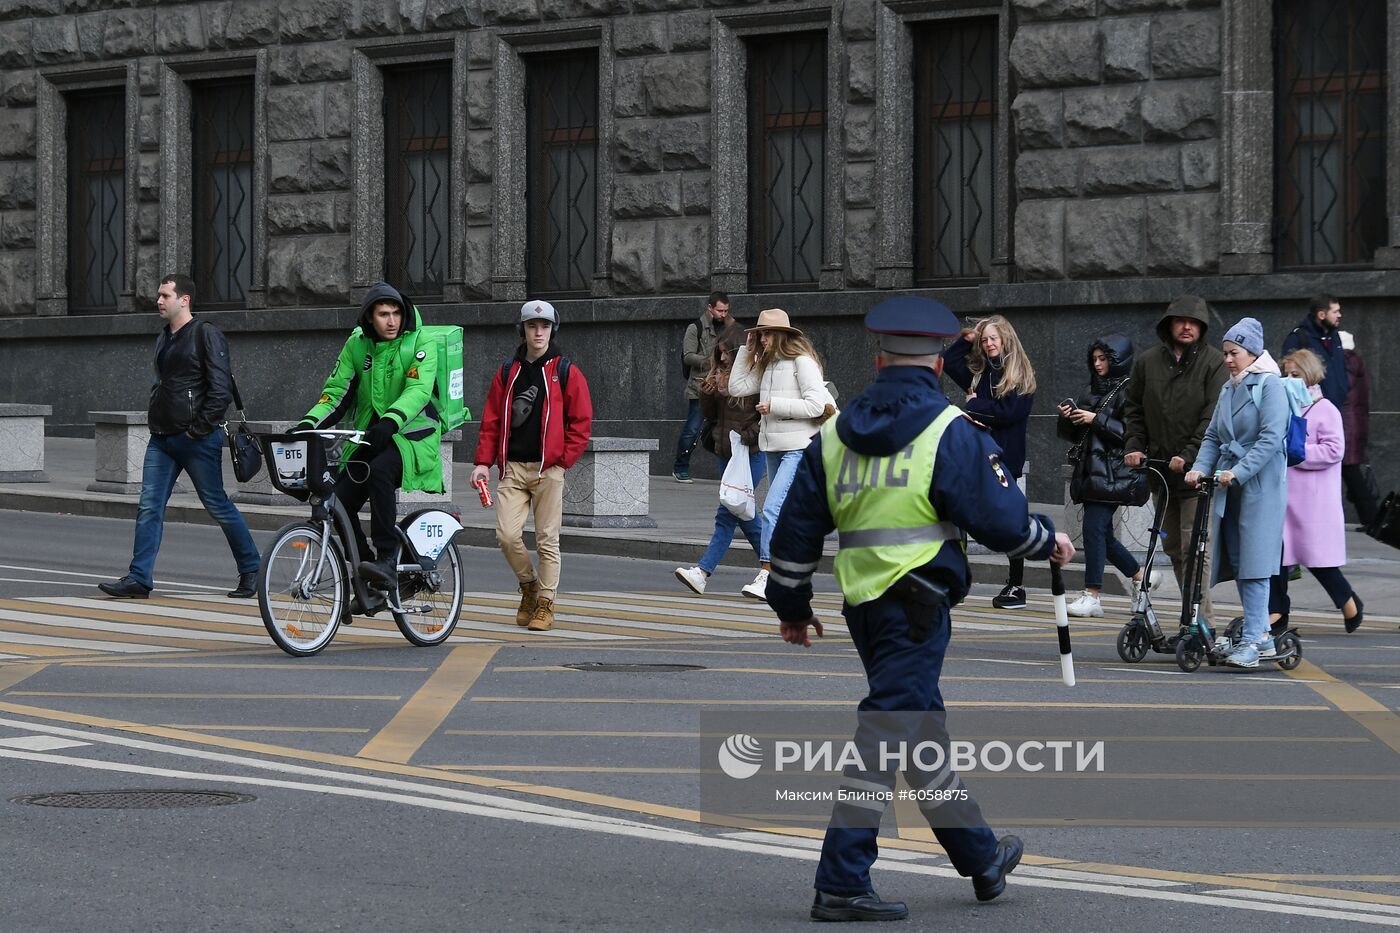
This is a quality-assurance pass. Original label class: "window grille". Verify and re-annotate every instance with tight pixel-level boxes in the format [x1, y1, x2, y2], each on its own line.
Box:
[385, 64, 451, 298]
[192, 79, 254, 308]
[526, 53, 598, 297]
[67, 89, 125, 314]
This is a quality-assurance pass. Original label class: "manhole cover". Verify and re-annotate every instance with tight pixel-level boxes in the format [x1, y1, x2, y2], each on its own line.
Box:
[563, 662, 705, 673]
[12, 790, 256, 809]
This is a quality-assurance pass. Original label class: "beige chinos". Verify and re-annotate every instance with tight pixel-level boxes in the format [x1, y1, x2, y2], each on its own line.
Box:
[495, 461, 566, 600]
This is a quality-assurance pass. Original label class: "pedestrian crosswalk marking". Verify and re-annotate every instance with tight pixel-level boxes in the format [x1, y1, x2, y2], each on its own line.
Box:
[0, 734, 91, 751]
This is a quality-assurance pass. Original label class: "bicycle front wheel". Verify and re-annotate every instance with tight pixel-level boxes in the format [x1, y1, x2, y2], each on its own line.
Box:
[392, 543, 465, 647]
[258, 521, 347, 657]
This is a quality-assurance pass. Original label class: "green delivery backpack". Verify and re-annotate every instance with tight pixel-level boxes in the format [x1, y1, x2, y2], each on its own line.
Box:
[401, 322, 469, 431]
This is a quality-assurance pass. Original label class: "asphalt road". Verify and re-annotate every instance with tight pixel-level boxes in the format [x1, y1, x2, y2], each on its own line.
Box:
[1, 509, 1398, 931]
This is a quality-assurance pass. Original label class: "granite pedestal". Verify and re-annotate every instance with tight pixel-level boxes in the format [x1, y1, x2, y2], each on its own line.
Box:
[563, 437, 661, 528]
[0, 404, 51, 482]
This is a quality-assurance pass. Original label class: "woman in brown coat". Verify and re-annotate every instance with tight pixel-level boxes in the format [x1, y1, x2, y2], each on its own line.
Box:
[674, 326, 770, 597]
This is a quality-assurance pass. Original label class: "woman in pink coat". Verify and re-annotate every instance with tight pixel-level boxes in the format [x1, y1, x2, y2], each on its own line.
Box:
[1269, 349, 1364, 632]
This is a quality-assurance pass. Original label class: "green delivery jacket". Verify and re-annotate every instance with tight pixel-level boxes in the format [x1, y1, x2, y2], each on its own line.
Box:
[301, 304, 444, 494]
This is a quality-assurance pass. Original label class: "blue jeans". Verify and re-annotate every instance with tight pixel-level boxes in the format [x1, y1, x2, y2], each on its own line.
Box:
[129, 429, 260, 589]
[761, 449, 805, 564]
[672, 399, 704, 473]
[1220, 488, 1268, 645]
[1081, 501, 1140, 590]
[698, 449, 767, 572]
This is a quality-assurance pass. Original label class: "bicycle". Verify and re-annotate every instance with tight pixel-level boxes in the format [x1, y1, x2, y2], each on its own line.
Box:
[255, 428, 466, 657]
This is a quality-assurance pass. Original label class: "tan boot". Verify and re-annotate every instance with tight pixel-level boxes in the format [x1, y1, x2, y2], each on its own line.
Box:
[527, 597, 555, 632]
[515, 579, 539, 627]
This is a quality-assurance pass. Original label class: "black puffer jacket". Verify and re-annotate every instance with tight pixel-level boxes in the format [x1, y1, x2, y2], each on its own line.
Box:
[1059, 334, 1143, 505]
[147, 319, 235, 437]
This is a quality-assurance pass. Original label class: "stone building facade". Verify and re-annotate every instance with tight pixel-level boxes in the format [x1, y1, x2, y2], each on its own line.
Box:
[0, 0, 1395, 503]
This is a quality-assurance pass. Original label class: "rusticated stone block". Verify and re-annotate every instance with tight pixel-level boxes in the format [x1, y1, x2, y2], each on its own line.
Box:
[1016, 150, 1080, 198]
[134, 244, 159, 307]
[268, 86, 325, 141]
[1146, 192, 1218, 273]
[1101, 0, 1186, 10]
[271, 44, 352, 84]
[268, 194, 337, 235]
[467, 130, 493, 183]
[1150, 11, 1219, 79]
[425, 0, 472, 30]
[659, 218, 709, 291]
[1065, 85, 1141, 146]
[1079, 146, 1179, 195]
[324, 81, 351, 137]
[466, 30, 494, 67]
[397, 0, 428, 31]
[332, 193, 352, 232]
[845, 161, 874, 207]
[137, 152, 160, 201]
[33, 18, 80, 64]
[224, 1, 279, 48]
[846, 107, 875, 159]
[0, 210, 35, 249]
[0, 22, 32, 69]
[466, 71, 493, 128]
[156, 7, 205, 54]
[643, 56, 708, 115]
[615, 17, 668, 55]
[351, 0, 402, 37]
[1101, 16, 1150, 81]
[137, 202, 159, 243]
[611, 220, 657, 293]
[104, 9, 154, 58]
[614, 60, 647, 117]
[309, 139, 350, 190]
[842, 0, 875, 39]
[1014, 199, 1065, 279]
[1181, 140, 1219, 189]
[670, 12, 711, 50]
[0, 163, 36, 210]
[615, 175, 682, 218]
[681, 174, 709, 215]
[466, 184, 492, 222]
[848, 43, 875, 103]
[138, 97, 160, 149]
[269, 143, 311, 193]
[463, 227, 492, 295]
[0, 251, 35, 315]
[1010, 22, 1101, 88]
[1014, 0, 1096, 19]
[0, 108, 35, 159]
[615, 119, 663, 173]
[1066, 198, 1145, 276]
[76, 13, 102, 59]
[266, 235, 351, 306]
[845, 208, 875, 287]
[660, 117, 709, 170]
[280, 0, 349, 42]
[1, 73, 36, 106]
[482, 0, 540, 24]
[1142, 78, 1218, 141]
[1013, 90, 1064, 149]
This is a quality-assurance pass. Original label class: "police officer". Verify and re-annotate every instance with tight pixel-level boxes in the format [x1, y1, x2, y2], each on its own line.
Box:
[766, 297, 1074, 921]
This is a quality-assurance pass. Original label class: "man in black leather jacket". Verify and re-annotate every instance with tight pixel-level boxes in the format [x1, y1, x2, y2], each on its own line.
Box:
[99, 274, 261, 600]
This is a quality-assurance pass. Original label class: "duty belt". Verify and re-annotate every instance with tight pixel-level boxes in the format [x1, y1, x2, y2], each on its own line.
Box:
[838, 522, 960, 549]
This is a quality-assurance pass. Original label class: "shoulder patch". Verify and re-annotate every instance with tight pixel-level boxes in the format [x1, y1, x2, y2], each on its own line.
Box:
[415, 350, 426, 361]
[362, 353, 373, 372]
[988, 453, 1010, 488]
[961, 412, 990, 431]
[406, 366, 419, 379]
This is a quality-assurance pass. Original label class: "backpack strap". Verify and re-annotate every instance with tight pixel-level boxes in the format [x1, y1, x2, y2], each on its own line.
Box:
[558, 356, 571, 393]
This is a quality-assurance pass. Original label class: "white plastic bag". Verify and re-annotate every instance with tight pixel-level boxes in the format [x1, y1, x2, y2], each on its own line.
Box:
[720, 431, 757, 522]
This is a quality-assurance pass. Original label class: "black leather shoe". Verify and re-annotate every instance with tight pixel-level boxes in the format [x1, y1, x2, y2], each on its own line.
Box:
[972, 835, 1023, 902]
[98, 576, 151, 599]
[359, 559, 398, 587]
[227, 572, 257, 599]
[810, 890, 908, 922]
[1344, 593, 1364, 634]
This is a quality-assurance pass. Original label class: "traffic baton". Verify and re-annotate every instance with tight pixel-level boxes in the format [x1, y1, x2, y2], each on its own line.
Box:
[1049, 562, 1076, 687]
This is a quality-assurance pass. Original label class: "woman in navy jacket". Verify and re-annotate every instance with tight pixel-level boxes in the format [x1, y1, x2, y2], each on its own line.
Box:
[941, 314, 1037, 609]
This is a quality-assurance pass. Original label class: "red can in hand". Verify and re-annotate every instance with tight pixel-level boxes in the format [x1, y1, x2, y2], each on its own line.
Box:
[474, 476, 493, 508]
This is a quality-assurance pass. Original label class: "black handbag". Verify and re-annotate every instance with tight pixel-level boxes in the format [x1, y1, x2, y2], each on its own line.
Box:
[225, 376, 263, 483]
[1365, 491, 1400, 550]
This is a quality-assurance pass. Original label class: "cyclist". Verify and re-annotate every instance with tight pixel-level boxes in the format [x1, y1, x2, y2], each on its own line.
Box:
[295, 282, 443, 585]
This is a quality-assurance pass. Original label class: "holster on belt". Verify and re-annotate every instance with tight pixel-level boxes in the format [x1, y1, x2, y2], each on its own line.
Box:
[890, 571, 950, 644]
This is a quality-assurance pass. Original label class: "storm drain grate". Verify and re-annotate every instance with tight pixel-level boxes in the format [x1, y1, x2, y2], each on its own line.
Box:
[12, 790, 256, 809]
[563, 662, 705, 673]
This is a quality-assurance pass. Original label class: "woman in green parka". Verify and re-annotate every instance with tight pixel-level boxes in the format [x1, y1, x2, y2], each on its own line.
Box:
[296, 282, 443, 582]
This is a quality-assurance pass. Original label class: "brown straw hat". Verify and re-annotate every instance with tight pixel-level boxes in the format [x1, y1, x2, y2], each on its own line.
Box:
[745, 308, 803, 335]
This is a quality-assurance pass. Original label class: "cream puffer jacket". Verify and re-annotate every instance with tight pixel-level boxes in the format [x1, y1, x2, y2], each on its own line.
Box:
[728, 346, 830, 452]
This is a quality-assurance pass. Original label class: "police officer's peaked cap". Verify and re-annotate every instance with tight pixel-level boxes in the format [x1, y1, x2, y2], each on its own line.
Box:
[865, 296, 960, 356]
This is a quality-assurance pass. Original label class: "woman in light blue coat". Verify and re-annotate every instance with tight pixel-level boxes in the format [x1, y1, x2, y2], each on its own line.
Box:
[1185, 317, 1289, 669]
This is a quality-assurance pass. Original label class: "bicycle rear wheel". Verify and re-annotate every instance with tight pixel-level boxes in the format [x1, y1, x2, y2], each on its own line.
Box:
[392, 543, 465, 647]
[258, 521, 347, 657]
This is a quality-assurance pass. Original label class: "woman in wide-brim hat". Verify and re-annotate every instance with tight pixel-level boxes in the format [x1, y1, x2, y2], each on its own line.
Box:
[729, 308, 837, 601]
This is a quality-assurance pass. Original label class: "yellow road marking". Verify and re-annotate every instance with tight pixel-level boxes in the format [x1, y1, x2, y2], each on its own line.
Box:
[357, 645, 499, 763]
[436, 765, 701, 774]
[1234, 873, 1400, 883]
[0, 662, 47, 692]
[9, 691, 400, 701]
[467, 697, 1330, 711]
[0, 642, 101, 658]
[65, 662, 432, 672]
[163, 724, 373, 733]
[445, 729, 701, 737]
[3, 699, 1396, 907]
[1286, 659, 1400, 755]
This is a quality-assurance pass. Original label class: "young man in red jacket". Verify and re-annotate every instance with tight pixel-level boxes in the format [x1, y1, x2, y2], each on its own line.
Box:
[472, 300, 593, 631]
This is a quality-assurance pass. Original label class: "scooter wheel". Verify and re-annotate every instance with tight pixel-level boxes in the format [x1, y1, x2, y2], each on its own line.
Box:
[1277, 632, 1302, 671]
[1225, 616, 1245, 643]
[1176, 634, 1205, 673]
[1117, 620, 1149, 663]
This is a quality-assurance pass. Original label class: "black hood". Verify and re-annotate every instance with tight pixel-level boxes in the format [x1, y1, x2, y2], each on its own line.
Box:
[358, 283, 416, 340]
[1089, 333, 1134, 384]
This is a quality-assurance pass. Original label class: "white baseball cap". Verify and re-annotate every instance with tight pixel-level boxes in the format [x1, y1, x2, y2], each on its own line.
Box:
[519, 299, 558, 326]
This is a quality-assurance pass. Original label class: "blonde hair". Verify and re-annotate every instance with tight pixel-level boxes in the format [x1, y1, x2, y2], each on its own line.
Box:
[967, 314, 1037, 398]
[753, 330, 825, 380]
[1282, 348, 1326, 387]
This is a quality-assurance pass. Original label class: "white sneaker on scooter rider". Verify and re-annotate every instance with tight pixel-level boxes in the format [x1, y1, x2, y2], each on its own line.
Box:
[1066, 591, 1102, 618]
[1225, 640, 1262, 668]
[1256, 637, 1277, 659]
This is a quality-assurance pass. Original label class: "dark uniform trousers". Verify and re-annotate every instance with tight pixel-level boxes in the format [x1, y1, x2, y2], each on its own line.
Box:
[815, 590, 998, 896]
[333, 443, 404, 561]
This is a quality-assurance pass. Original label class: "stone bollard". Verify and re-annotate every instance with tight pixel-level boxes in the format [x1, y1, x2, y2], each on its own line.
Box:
[0, 404, 52, 482]
[561, 437, 660, 528]
[398, 429, 463, 515]
[88, 411, 151, 495]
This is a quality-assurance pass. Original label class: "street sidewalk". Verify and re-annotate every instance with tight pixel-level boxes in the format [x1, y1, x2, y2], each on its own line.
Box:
[2, 436, 1396, 613]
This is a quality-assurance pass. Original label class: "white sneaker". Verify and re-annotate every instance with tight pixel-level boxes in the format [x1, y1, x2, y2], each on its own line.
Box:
[741, 569, 769, 600]
[1256, 638, 1277, 659]
[675, 566, 707, 595]
[1066, 591, 1102, 618]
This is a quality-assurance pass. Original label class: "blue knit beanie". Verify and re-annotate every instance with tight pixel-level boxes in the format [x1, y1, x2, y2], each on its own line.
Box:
[1223, 317, 1265, 357]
